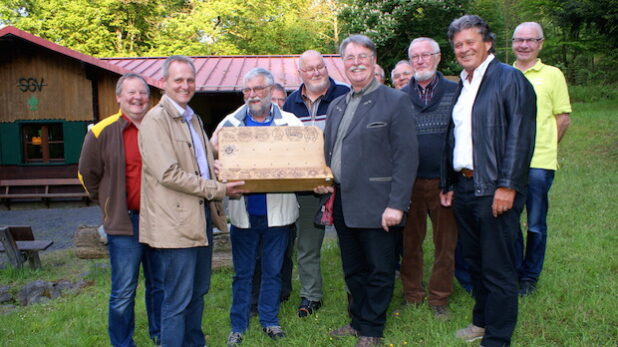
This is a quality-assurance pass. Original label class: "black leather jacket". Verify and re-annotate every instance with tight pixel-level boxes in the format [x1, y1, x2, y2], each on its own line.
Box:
[441, 58, 536, 196]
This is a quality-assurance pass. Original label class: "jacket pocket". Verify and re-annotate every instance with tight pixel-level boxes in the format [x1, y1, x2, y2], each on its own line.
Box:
[369, 176, 392, 182]
[367, 121, 388, 128]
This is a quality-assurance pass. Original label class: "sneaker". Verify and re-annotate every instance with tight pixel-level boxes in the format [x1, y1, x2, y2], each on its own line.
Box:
[355, 336, 383, 346]
[297, 297, 322, 317]
[519, 280, 536, 297]
[430, 305, 450, 320]
[226, 332, 243, 346]
[329, 323, 358, 338]
[263, 325, 286, 340]
[455, 324, 485, 342]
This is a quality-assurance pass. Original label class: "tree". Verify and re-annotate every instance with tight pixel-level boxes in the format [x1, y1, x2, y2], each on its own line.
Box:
[148, 0, 339, 56]
[338, 0, 471, 77]
[1, 0, 340, 57]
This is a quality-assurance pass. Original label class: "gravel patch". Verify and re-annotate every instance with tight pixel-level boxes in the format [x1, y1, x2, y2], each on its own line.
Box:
[0, 206, 102, 252]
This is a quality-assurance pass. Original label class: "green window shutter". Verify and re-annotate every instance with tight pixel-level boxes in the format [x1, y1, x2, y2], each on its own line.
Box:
[63, 121, 87, 164]
[0, 122, 22, 165]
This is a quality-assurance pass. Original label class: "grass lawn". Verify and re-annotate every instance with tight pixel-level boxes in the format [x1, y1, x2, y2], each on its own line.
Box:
[1, 92, 617, 346]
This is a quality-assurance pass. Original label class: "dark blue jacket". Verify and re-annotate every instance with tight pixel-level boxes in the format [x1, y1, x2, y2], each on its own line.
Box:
[283, 77, 349, 129]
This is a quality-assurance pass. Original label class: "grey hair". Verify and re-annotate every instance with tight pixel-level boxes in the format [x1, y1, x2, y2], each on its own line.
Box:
[115, 73, 149, 96]
[272, 83, 286, 94]
[162, 55, 196, 79]
[408, 37, 441, 59]
[390, 60, 411, 80]
[448, 15, 496, 53]
[244, 67, 275, 87]
[339, 34, 377, 57]
[513, 22, 544, 39]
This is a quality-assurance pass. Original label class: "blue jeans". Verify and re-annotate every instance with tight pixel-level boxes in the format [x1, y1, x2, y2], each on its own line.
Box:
[516, 168, 555, 283]
[107, 211, 163, 347]
[230, 215, 289, 333]
[158, 210, 213, 347]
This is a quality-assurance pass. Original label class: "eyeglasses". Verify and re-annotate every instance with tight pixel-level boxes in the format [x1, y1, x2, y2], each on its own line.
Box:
[242, 85, 271, 95]
[343, 54, 374, 64]
[511, 37, 543, 44]
[410, 52, 439, 62]
[393, 71, 412, 79]
[299, 65, 326, 74]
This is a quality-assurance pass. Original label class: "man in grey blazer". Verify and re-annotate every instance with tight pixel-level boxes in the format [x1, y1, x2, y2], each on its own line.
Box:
[317, 34, 418, 347]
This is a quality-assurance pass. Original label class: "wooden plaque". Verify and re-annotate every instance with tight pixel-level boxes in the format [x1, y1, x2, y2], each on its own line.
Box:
[218, 126, 333, 193]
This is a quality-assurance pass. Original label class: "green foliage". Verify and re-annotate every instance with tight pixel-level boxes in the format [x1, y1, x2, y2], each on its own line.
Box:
[0, 0, 338, 57]
[338, 0, 471, 77]
[471, 0, 618, 85]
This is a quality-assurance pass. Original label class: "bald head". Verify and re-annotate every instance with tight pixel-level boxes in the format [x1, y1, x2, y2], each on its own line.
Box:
[298, 50, 330, 94]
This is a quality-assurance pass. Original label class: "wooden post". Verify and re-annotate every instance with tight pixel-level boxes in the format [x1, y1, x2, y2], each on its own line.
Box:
[0, 226, 24, 268]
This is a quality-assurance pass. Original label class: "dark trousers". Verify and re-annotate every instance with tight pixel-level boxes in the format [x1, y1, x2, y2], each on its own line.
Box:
[251, 224, 295, 306]
[453, 177, 523, 347]
[400, 178, 457, 306]
[334, 188, 397, 338]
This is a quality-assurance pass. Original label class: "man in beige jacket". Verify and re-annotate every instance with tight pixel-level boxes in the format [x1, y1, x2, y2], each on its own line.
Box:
[138, 55, 244, 347]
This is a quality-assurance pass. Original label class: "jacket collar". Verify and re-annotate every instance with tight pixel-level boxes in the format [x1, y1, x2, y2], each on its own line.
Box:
[231, 103, 287, 126]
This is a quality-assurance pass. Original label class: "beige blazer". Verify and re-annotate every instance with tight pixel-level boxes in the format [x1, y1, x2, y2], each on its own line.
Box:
[138, 95, 227, 248]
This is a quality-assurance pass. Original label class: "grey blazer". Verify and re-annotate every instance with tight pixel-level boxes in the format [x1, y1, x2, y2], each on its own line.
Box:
[324, 84, 418, 229]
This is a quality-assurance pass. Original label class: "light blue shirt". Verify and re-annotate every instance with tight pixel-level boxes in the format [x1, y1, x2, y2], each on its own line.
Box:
[168, 97, 210, 180]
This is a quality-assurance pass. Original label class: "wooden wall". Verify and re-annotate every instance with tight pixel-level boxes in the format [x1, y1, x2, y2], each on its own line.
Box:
[0, 41, 94, 122]
[96, 73, 161, 121]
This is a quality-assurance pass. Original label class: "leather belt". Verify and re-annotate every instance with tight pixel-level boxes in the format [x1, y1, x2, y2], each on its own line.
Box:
[460, 169, 474, 178]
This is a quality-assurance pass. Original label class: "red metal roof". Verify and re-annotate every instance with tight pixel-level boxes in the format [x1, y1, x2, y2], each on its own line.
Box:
[102, 55, 350, 92]
[0, 26, 163, 89]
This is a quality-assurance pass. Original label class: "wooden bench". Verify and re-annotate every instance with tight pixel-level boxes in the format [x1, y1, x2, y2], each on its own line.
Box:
[0, 226, 53, 269]
[0, 178, 89, 209]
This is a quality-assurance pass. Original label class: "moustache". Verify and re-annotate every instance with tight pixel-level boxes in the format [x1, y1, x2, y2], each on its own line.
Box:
[349, 65, 368, 73]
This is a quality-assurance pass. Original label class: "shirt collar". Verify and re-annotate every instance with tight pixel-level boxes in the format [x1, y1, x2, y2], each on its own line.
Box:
[414, 74, 438, 92]
[347, 78, 379, 102]
[460, 54, 495, 82]
[513, 58, 543, 73]
[167, 96, 194, 121]
[301, 80, 330, 102]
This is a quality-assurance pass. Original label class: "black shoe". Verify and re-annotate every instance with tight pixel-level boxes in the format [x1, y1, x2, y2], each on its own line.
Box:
[297, 297, 322, 317]
[263, 325, 286, 340]
[519, 280, 537, 296]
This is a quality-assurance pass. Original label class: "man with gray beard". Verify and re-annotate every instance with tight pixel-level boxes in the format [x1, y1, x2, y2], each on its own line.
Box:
[399, 37, 459, 320]
[216, 68, 301, 346]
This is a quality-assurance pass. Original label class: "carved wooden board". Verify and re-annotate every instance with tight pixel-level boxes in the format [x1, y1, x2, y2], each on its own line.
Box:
[218, 126, 333, 193]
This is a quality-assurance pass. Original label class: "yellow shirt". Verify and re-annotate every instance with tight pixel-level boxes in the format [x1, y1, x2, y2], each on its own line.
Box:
[515, 59, 572, 170]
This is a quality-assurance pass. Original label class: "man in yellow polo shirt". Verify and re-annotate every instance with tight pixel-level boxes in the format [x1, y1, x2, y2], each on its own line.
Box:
[512, 22, 572, 296]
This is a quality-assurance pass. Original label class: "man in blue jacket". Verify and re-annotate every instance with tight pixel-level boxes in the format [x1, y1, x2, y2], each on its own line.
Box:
[283, 50, 349, 317]
[441, 15, 536, 346]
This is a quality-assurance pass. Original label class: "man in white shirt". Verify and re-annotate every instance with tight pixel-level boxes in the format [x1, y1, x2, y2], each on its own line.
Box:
[440, 15, 536, 347]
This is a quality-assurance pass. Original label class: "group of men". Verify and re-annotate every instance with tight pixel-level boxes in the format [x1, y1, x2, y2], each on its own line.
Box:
[78, 13, 570, 347]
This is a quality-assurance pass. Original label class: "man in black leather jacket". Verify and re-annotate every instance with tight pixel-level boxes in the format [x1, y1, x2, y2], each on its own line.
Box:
[440, 15, 536, 347]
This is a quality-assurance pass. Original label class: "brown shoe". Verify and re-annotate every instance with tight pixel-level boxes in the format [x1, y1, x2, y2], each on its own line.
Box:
[329, 324, 358, 338]
[355, 336, 382, 346]
[430, 305, 450, 320]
